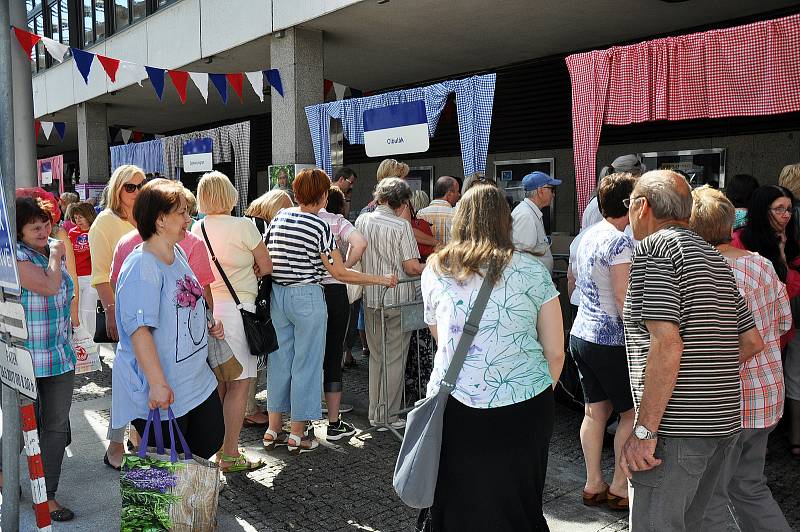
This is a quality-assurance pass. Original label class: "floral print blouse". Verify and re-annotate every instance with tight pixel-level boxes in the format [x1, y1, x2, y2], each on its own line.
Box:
[421, 252, 558, 409]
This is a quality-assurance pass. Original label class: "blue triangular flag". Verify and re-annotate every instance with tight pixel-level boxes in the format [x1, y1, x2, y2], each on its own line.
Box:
[265, 69, 283, 97]
[54, 122, 66, 140]
[71, 48, 94, 84]
[145, 66, 166, 100]
[209, 73, 228, 104]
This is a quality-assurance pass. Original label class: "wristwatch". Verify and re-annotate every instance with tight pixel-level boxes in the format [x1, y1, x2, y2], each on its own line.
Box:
[634, 424, 657, 440]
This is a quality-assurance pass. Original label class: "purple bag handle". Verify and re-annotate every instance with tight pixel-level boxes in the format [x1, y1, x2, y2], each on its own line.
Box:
[166, 408, 193, 461]
[138, 408, 165, 458]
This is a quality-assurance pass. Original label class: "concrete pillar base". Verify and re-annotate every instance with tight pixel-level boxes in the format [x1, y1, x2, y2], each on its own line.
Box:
[77, 103, 110, 183]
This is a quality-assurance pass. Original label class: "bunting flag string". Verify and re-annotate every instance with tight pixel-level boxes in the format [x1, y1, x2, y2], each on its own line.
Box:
[54, 122, 66, 140]
[33, 120, 67, 142]
[11, 26, 284, 105]
[34, 120, 41, 140]
[41, 121, 54, 140]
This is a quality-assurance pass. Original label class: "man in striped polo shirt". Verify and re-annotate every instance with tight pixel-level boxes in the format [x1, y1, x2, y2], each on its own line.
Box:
[620, 171, 764, 530]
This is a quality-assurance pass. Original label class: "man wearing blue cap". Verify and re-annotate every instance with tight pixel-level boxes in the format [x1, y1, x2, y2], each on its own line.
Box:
[511, 171, 561, 273]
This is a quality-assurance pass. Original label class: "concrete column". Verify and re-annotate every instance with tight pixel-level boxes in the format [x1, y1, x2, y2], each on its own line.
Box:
[270, 27, 323, 166]
[77, 102, 109, 183]
[10, 0, 36, 188]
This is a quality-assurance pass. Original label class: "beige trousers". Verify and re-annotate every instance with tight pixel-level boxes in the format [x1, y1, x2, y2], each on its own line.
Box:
[364, 306, 411, 423]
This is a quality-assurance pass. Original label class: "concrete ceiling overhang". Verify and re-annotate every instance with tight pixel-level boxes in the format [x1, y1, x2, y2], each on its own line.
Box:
[307, 0, 800, 91]
[36, 0, 800, 156]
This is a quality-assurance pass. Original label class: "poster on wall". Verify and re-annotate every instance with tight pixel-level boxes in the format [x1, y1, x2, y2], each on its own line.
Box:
[40, 161, 53, 185]
[406, 166, 434, 198]
[638, 148, 726, 189]
[268, 164, 316, 201]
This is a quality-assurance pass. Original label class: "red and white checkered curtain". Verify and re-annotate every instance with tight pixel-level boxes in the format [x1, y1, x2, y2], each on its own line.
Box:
[566, 14, 800, 216]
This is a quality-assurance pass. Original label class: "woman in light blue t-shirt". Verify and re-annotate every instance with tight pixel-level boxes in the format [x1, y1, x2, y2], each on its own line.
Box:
[112, 179, 225, 460]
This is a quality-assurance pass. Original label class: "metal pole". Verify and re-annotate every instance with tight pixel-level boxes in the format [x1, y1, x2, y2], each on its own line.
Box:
[1, 0, 22, 529]
[9, 0, 36, 188]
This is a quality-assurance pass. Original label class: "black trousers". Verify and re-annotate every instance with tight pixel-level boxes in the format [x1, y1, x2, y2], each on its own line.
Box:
[132, 391, 224, 460]
[428, 388, 554, 532]
[35, 370, 75, 499]
[323, 284, 349, 392]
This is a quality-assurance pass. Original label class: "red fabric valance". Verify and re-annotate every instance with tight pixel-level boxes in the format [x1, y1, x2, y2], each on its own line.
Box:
[566, 14, 800, 215]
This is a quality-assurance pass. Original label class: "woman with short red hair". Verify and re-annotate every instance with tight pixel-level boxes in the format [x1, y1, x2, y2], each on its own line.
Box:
[262, 168, 397, 453]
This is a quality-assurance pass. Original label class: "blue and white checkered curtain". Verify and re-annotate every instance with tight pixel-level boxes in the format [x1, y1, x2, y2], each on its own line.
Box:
[305, 73, 496, 176]
[110, 138, 165, 174]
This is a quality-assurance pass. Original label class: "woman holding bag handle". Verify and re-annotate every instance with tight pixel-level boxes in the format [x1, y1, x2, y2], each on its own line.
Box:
[112, 179, 225, 460]
[418, 184, 564, 532]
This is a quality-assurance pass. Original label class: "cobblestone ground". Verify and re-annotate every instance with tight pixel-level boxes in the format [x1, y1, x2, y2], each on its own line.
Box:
[75, 349, 799, 531]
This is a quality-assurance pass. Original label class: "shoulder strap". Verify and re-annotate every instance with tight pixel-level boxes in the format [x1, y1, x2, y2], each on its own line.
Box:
[200, 220, 242, 307]
[439, 271, 494, 394]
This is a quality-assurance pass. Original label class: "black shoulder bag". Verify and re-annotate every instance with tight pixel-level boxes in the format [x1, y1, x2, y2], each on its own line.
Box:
[200, 220, 278, 369]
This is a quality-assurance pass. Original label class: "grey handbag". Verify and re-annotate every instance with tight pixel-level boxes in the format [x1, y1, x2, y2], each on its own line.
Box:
[393, 272, 494, 509]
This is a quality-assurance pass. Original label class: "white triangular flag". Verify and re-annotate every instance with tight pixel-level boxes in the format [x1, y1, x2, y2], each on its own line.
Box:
[117, 61, 147, 87]
[245, 71, 264, 102]
[41, 121, 54, 140]
[155, 134, 164, 139]
[333, 82, 346, 101]
[41, 37, 70, 63]
[189, 72, 209, 103]
[121, 129, 133, 144]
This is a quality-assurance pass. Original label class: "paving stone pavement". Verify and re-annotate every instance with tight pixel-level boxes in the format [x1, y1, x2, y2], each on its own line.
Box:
[20, 345, 795, 531]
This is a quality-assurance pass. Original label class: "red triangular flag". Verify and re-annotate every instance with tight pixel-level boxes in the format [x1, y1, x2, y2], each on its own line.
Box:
[132, 131, 143, 142]
[323, 79, 333, 97]
[226, 73, 244, 103]
[13, 27, 41, 60]
[168, 70, 190, 104]
[34, 120, 41, 140]
[96, 55, 120, 82]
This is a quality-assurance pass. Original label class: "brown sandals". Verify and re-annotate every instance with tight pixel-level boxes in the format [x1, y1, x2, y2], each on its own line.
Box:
[582, 487, 608, 506]
[606, 491, 629, 511]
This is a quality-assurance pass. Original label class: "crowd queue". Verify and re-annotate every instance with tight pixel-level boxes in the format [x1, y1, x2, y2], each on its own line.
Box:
[0, 155, 798, 532]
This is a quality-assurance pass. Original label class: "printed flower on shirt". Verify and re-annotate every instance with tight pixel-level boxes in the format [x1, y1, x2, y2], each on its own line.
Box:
[175, 275, 204, 310]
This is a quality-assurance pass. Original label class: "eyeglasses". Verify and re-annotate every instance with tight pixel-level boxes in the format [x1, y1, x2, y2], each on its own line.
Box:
[770, 206, 793, 216]
[544, 186, 556, 192]
[122, 182, 144, 193]
[622, 196, 643, 209]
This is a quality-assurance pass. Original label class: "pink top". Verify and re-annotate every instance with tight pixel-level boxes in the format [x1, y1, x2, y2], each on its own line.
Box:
[110, 230, 215, 288]
[318, 208, 356, 285]
[726, 253, 792, 428]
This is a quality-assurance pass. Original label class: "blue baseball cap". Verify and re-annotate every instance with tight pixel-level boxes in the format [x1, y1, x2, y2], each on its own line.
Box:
[522, 171, 562, 191]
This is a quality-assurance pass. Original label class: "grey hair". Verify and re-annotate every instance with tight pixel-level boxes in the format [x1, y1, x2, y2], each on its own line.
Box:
[635, 170, 692, 220]
[374, 177, 412, 209]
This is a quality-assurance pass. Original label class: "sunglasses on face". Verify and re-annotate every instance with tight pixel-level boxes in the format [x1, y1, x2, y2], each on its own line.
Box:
[123, 182, 144, 193]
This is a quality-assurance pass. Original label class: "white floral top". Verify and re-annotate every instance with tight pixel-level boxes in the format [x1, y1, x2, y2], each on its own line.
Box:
[421, 252, 558, 409]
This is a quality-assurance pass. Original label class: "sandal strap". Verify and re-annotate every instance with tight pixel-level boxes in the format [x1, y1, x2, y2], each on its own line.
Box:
[287, 434, 318, 449]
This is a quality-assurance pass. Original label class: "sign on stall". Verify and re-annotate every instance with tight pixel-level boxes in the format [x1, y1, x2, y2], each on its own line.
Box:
[0, 169, 20, 295]
[0, 342, 37, 400]
[40, 160, 53, 184]
[183, 138, 213, 172]
[363, 100, 429, 157]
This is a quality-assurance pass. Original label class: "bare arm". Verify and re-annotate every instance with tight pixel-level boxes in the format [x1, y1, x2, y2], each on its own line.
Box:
[95, 281, 118, 341]
[402, 258, 425, 276]
[609, 262, 630, 316]
[322, 249, 397, 287]
[252, 240, 272, 278]
[637, 320, 683, 432]
[130, 327, 173, 409]
[203, 285, 214, 308]
[738, 327, 764, 364]
[18, 240, 65, 296]
[567, 265, 576, 298]
[344, 231, 367, 268]
[536, 297, 565, 387]
[428, 324, 438, 343]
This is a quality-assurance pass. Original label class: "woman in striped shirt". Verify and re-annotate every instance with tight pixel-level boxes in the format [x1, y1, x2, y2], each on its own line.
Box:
[263, 169, 397, 454]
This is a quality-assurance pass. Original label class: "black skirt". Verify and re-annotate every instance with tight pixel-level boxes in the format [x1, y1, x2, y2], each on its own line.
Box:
[423, 387, 554, 532]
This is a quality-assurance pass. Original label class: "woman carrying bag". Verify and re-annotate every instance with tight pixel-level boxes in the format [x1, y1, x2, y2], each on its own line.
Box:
[410, 184, 565, 531]
[112, 179, 225, 461]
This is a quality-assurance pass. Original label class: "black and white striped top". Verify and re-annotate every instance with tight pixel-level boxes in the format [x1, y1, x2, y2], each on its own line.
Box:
[266, 210, 335, 286]
[623, 226, 755, 438]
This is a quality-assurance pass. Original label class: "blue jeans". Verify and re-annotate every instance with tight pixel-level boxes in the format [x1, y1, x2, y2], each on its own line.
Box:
[267, 283, 327, 421]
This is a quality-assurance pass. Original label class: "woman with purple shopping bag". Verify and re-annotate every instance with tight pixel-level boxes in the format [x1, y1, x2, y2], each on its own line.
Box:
[112, 179, 225, 459]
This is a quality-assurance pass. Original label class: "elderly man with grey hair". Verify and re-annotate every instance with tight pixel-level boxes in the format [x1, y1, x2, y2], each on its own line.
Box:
[621, 170, 764, 530]
[355, 178, 425, 430]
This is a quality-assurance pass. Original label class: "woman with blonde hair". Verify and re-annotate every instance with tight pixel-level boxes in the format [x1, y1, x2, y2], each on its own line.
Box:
[239, 189, 294, 427]
[191, 171, 272, 472]
[420, 183, 564, 531]
[690, 186, 793, 531]
[88, 164, 146, 469]
[779, 163, 800, 199]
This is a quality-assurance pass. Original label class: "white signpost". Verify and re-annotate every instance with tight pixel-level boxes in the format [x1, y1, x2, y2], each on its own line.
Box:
[0, 343, 36, 400]
[363, 100, 430, 157]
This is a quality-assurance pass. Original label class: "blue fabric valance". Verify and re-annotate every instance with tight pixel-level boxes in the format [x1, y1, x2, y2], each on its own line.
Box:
[110, 138, 165, 174]
[305, 73, 496, 176]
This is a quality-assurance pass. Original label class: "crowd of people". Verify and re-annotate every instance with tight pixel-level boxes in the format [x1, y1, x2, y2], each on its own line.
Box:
[1, 154, 798, 531]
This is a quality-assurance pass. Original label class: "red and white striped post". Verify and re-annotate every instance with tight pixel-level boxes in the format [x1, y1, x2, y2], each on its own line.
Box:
[20, 403, 52, 532]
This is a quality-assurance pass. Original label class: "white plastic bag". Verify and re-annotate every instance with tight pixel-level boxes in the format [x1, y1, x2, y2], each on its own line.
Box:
[73, 325, 101, 374]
